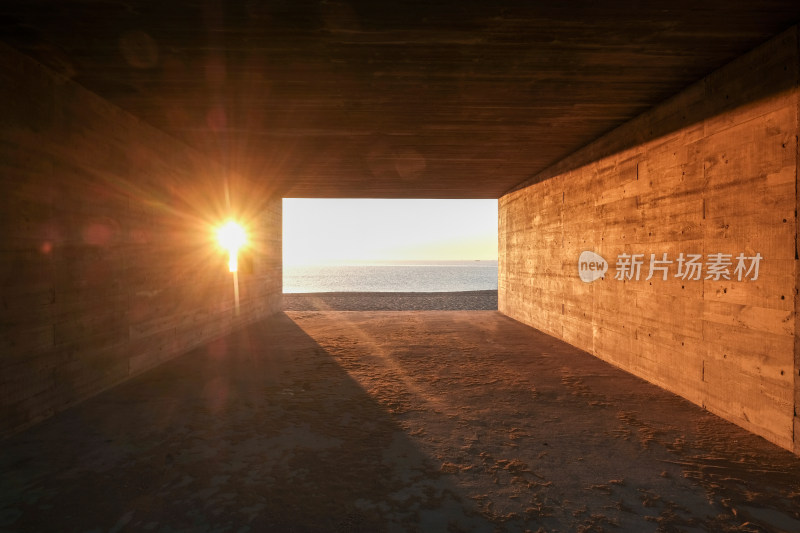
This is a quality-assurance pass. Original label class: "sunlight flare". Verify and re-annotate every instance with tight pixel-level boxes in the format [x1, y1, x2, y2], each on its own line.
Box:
[217, 220, 247, 272]
[216, 220, 247, 316]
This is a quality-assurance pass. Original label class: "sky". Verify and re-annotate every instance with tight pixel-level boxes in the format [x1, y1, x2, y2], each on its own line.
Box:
[283, 199, 497, 265]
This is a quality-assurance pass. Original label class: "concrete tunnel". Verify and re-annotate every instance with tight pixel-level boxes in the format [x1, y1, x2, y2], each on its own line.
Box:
[3, 1, 800, 531]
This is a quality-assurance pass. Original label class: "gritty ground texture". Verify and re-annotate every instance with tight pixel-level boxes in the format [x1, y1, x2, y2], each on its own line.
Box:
[2, 311, 800, 533]
[283, 290, 498, 311]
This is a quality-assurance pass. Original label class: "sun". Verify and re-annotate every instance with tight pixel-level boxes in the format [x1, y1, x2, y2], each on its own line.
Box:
[217, 221, 247, 272]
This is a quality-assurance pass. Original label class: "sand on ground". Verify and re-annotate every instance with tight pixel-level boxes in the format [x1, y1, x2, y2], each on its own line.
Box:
[283, 290, 498, 311]
[2, 309, 800, 532]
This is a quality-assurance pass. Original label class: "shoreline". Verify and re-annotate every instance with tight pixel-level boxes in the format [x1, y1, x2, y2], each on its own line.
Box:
[282, 290, 498, 311]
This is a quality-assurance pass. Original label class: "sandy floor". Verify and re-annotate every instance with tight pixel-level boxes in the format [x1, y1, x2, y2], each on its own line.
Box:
[2, 311, 800, 532]
[283, 290, 498, 311]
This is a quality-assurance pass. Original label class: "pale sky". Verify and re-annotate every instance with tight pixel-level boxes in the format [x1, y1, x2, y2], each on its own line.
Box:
[283, 199, 498, 265]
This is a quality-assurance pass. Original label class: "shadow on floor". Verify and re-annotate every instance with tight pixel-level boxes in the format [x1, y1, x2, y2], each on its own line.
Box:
[4, 310, 800, 532]
[0, 312, 491, 532]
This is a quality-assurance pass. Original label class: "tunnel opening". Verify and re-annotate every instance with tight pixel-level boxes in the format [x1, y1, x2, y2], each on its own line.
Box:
[281, 198, 498, 310]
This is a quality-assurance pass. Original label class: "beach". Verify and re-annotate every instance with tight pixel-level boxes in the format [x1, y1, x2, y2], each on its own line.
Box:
[283, 289, 498, 311]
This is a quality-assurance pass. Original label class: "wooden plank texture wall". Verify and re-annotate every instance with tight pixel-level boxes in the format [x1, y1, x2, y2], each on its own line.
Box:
[0, 43, 283, 436]
[500, 28, 800, 453]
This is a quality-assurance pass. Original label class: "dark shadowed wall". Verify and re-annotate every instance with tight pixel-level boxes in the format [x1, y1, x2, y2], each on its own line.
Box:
[500, 28, 799, 453]
[0, 43, 282, 435]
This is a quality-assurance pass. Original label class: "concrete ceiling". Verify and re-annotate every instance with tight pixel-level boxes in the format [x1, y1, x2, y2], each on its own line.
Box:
[2, 1, 800, 198]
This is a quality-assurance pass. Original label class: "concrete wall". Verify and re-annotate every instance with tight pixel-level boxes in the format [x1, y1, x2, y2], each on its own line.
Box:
[500, 28, 799, 453]
[0, 43, 282, 436]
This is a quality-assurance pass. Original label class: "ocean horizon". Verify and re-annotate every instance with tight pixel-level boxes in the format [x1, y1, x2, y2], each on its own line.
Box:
[283, 260, 499, 293]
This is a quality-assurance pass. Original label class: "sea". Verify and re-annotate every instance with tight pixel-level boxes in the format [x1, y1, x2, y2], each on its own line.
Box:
[283, 260, 499, 293]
